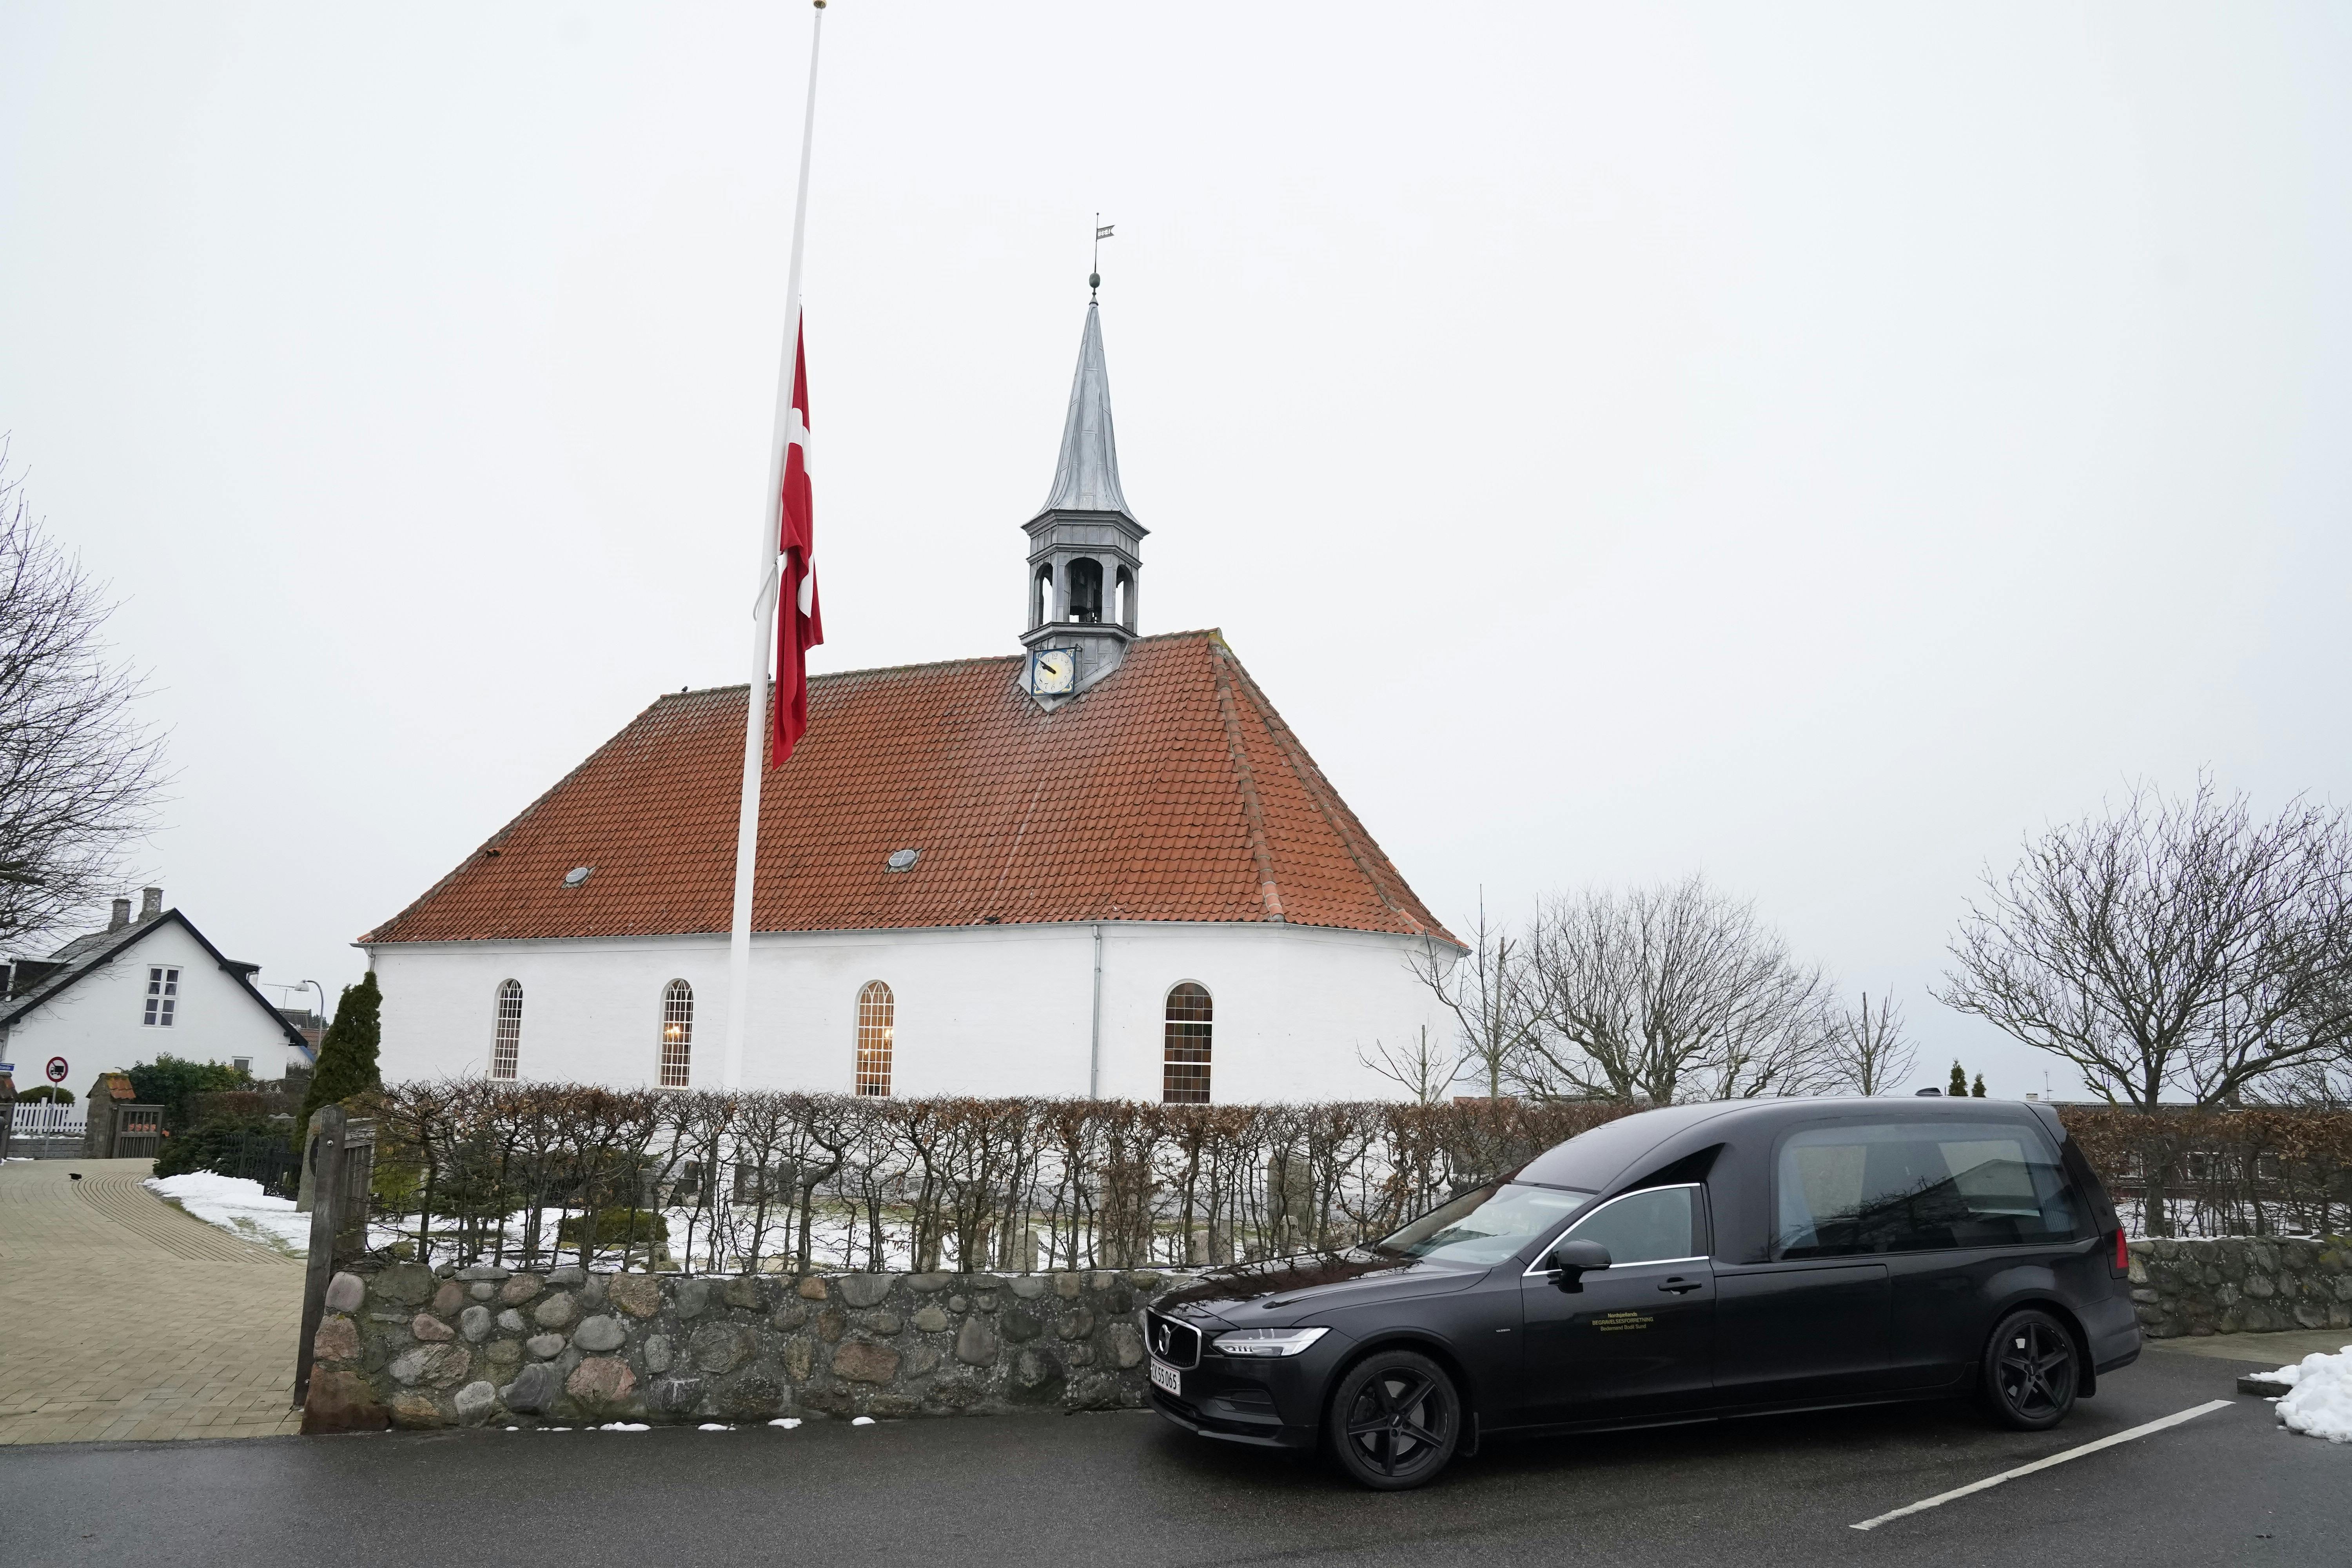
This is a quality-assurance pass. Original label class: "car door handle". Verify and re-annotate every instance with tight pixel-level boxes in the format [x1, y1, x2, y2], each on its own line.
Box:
[1657, 1278, 1703, 1295]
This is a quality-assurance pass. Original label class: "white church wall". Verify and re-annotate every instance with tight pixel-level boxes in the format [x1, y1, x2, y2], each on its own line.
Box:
[369, 921, 1452, 1103]
[2, 921, 299, 1090]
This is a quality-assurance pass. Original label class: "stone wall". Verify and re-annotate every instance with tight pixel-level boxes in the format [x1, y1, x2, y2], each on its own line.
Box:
[303, 1263, 1198, 1433]
[2127, 1236, 2352, 1338]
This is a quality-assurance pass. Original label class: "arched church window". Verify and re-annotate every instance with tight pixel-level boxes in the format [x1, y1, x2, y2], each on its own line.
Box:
[1115, 566, 1133, 628]
[659, 980, 693, 1088]
[1033, 564, 1052, 629]
[856, 981, 894, 1097]
[491, 979, 523, 1080]
[1067, 557, 1103, 624]
[1163, 982, 1212, 1104]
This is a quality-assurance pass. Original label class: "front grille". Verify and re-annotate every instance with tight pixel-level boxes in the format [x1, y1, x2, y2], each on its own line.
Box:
[1147, 1312, 1201, 1368]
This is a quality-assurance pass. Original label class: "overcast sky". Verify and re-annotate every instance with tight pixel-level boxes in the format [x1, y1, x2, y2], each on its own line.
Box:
[3, 3, 2347, 1097]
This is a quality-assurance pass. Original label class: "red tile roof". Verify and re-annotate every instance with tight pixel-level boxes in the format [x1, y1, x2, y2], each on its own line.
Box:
[361, 632, 1454, 946]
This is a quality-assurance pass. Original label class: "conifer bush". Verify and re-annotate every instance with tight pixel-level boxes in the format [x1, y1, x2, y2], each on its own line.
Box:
[298, 971, 381, 1136]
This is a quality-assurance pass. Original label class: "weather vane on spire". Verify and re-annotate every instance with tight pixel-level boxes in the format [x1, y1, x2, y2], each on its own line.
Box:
[1091, 215, 1113, 298]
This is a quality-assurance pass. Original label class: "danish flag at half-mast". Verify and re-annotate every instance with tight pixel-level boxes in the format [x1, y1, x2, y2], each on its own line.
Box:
[772, 323, 824, 765]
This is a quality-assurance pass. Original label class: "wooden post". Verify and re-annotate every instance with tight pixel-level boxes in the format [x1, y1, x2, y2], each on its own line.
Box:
[291, 1105, 347, 1408]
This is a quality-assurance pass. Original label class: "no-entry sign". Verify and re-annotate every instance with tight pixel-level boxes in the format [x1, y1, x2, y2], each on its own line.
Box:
[45, 1056, 68, 1084]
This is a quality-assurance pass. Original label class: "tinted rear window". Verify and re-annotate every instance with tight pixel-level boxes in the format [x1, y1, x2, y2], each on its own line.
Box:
[1776, 1119, 2084, 1258]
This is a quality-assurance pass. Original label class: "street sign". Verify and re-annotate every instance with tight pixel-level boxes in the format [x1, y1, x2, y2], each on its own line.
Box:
[45, 1056, 68, 1084]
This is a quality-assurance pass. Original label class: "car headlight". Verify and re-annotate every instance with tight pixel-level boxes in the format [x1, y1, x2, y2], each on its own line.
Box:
[1211, 1327, 1330, 1358]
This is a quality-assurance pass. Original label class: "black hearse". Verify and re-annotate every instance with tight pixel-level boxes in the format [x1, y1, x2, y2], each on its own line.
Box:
[1145, 1097, 2139, 1489]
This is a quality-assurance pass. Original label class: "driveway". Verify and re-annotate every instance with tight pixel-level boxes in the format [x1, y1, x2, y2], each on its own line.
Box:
[0, 1338, 2338, 1565]
[0, 1158, 303, 1444]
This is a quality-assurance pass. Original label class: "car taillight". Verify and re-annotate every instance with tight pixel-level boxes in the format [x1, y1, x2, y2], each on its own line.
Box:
[2114, 1228, 2129, 1271]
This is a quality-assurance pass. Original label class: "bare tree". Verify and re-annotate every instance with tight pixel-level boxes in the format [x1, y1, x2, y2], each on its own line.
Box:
[0, 447, 168, 949]
[1356, 1026, 1457, 1105]
[1938, 780, 2352, 1110]
[1405, 893, 1539, 1099]
[1512, 876, 1839, 1104]
[1826, 991, 1916, 1096]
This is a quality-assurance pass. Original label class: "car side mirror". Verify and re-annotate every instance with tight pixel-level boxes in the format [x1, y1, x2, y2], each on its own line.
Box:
[1546, 1239, 1612, 1291]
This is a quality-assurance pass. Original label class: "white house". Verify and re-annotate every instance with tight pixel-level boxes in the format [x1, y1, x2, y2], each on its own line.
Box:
[0, 889, 316, 1092]
[361, 299, 1462, 1102]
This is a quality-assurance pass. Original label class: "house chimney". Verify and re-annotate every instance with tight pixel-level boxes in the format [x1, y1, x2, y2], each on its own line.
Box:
[139, 887, 162, 921]
[109, 898, 131, 931]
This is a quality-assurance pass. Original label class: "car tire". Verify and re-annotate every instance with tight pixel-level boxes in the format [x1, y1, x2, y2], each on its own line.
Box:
[1981, 1308, 2080, 1431]
[1325, 1348, 1461, 1491]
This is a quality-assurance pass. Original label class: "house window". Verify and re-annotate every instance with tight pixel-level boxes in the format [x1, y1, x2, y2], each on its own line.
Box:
[143, 966, 180, 1026]
[659, 980, 693, 1088]
[855, 980, 894, 1097]
[231, 1056, 252, 1076]
[1164, 982, 1212, 1103]
[492, 979, 523, 1080]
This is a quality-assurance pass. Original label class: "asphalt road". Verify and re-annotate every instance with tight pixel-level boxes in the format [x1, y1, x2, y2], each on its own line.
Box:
[0, 1346, 2338, 1567]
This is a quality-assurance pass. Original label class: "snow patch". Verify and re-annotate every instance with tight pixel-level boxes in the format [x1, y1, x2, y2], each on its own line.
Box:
[851, 1416, 876, 1426]
[2265, 1346, 2352, 1443]
[697, 1423, 732, 1431]
[768, 1418, 802, 1429]
[146, 1172, 311, 1254]
[597, 1422, 651, 1432]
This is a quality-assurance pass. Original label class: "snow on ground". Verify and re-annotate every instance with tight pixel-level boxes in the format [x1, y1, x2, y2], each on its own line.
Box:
[146, 1172, 312, 1256]
[2264, 1346, 2352, 1443]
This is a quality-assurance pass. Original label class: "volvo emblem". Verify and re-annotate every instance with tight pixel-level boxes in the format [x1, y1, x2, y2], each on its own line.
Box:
[1155, 1323, 1171, 1356]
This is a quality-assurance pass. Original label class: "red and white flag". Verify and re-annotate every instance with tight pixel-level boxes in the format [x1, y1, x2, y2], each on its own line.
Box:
[771, 323, 824, 765]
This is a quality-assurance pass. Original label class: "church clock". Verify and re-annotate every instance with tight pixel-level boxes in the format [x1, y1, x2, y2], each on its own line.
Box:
[1030, 648, 1077, 695]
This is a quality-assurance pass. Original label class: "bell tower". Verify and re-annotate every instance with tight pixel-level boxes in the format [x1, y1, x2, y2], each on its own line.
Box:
[1020, 294, 1146, 702]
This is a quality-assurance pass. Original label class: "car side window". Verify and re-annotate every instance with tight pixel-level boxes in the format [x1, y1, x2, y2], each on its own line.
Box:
[1561, 1185, 1705, 1265]
[1775, 1120, 2084, 1259]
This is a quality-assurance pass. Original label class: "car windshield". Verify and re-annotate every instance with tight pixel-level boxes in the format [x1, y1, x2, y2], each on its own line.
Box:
[1373, 1182, 1595, 1265]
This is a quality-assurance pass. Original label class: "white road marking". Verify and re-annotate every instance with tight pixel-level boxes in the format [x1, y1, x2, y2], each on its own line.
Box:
[1849, 1399, 2235, 1531]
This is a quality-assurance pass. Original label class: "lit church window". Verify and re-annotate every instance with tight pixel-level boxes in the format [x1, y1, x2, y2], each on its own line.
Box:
[856, 980, 894, 1096]
[659, 980, 693, 1088]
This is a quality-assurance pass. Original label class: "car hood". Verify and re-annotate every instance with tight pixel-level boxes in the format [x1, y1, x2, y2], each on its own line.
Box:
[1154, 1250, 1488, 1324]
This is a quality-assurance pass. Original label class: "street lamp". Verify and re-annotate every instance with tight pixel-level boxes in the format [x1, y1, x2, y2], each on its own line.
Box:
[263, 979, 330, 1030]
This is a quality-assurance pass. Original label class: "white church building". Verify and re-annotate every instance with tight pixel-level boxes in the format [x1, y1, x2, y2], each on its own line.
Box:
[363, 300, 1460, 1103]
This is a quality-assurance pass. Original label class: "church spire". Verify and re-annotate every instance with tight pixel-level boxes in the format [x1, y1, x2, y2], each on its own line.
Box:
[1038, 301, 1130, 517]
[1020, 296, 1148, 704]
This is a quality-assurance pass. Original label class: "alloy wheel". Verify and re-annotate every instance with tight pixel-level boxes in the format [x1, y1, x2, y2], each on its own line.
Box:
[1987, 1310, 2078, 1429]
[1332, 1352, 1458, 1488]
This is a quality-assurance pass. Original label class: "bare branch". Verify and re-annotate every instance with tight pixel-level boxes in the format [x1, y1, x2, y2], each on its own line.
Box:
[0, 442, 171, 948]
[1355, 1025, 1458, 1106]
[1404, 891, 1539, 1100]
[1512, 876, 1839, 1104]
[1826, 991, 1918, 1096]
[1937, 778, 2352, 1112]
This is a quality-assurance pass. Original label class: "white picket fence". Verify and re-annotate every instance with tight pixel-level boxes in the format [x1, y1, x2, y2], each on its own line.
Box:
[5, 1102, 87, 1156]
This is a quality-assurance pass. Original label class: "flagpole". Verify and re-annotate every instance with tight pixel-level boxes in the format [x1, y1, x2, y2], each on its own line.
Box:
[722, 0, 827, 1091]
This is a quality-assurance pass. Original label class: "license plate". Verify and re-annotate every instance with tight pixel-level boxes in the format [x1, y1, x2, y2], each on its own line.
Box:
[1149, 1357, 1182, 1397]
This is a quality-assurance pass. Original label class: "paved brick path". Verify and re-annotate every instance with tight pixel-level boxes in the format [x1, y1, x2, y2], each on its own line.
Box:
[0, 1158, 305, 1444]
